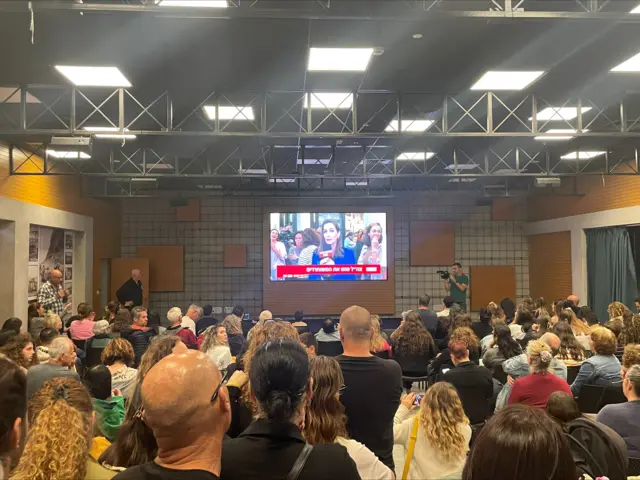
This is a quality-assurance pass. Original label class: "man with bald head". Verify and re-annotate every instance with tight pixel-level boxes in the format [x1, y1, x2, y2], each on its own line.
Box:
[37, 268, 68, 316]
[114, 350, 230, 480]
[116, 269, 144, 309]
[503, 332, 567, 380]
[567, 294, 580, 307]
[336, 305, 402, 470]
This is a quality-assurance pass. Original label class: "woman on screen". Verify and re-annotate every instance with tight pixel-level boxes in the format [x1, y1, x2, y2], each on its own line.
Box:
[311, 219, 356, 281]
[357, 222, 387, 280]
[269, 229, 287, 280]
[288, 231, 304, 265]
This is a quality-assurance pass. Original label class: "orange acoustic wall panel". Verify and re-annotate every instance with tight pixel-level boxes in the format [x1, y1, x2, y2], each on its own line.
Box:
[137, 246, 184, 292]
[469, 266, 517, 311]
[528, 231, 572, 303]
[176, 199, 200, 221]
[410, 221, 455, 266]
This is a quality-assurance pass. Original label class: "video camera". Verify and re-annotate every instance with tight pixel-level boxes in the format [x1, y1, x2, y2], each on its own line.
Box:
[436, 270, 451, 280]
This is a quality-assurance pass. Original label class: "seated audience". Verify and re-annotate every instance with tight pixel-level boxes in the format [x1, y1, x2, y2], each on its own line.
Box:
[508, 310, 533, 341]
[292, 310, 309, 334]
[114, 350, 229, 480]
[26, 336, 78, 398]
[99, 336, 187, 469]
[69, 302, 97, 341]
[534, 297, 549, 317]
[146, 312, 166, 336]
[10, 378, 116, 480]
[604, 319, 625, 359]
[437, 296, 454, 318]
[472, 307, 493, 342]
[394, 383, 471, 479]
[559, 308, 591, 345]
[102, 301, 120, 323]
[221, 313, 245, 357]
[248, 310, 273, 338]
[508, 339, 571, 408]
[166, 307, 197, 349]
[482, 324, 522, 370]
[499, 297, 516, 323]
[619, 310, 640, 347]
[86, 365, 125, 442]
[316, 318, 340, 342]
[502, 332, 567, 380]
[462, 405, 577, 480]
[391, 311, 437, 384]
[181, 304, 201, 335]
[195, 304, 217, 335]
[222, 339, 360, 480]
[337, 305, 402, 470]
[300, 332, 318, 357]
[480, 310, 506, 355]
[553, 321, 587, 366]
[124, 307, 156, 366]
[431, 326, 480, 376]
[2, 317, 22, 334]
[102, 338, 138, 400]
[109, 309, 132, 334]
[597, 364, 640, 457]
[200, 325, 233, 372]
[36, 327, 59, 363]
[28, 302, 46, 339]
[533, 313, 552, 337]
[571, 326, 621, 397]
[0, 332, 36, 371]
[0, 355, 27, 479]
[86, 320, 114, 366]
[415, 294, 438, 337]
[0, 329, 16, 348]
[371, 314, 392, 358]
[443, 337, 493, 424]
[304, 356, 392, 479]
[434, 304, 462, 348]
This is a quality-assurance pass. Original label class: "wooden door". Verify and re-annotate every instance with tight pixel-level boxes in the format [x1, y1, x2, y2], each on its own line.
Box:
[110, 258, 149, 308]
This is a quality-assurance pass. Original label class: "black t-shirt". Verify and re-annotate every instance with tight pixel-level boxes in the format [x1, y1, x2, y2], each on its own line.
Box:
[336, 354, 402, 470]
[113, 462, 219, 480]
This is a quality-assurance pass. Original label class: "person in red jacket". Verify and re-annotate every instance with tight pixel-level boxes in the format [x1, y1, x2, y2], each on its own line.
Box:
[166, 307, 197, 349]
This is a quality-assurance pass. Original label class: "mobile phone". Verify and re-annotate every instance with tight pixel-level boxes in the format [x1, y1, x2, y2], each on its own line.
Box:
[441, 368, 450, 374]
[243, 313, 250, 321]
[414, 394, 424, 406]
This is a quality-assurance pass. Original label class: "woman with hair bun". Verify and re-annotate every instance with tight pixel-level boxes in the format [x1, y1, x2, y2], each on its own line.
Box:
[508, 339, 572, 408]
[222, 339, 360, 480]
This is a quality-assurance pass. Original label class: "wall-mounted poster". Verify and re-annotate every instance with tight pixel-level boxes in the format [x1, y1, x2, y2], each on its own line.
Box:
[65, 266, 73, 281]
[64, 232, 73, 250]
[28, 265, 39, 300]
[39, 227, 64, 283]
[29, 227, 39, 263]
[65, 251, 73, 265]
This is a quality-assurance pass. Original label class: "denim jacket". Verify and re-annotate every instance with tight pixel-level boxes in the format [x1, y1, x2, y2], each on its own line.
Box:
[570, 354, 621, 397]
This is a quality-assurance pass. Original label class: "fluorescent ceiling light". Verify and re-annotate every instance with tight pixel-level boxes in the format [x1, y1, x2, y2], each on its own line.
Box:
[358, 159, 392, 165]
[308, 48, 374, 72]
[131, 178, 157, 183]
[46, 150, 91, 159]
[54, 66, 131, 87]
[560, 151, 605, 160]
[296, 158, 331, 165]
[157, 0, 228, 7]
[492, 168, 527, 174]
[534, 128, 588, 141]
[0, 87, 40, 104]
[448, 178, 476, 183]
[346, 181, 368, 186]
[242, 168, 268, 175]
[631, 3, 640, 13]
[203, 105, 255, 121]
[445, 163, 478, 170]
[611, 51, 640, 72]
[83, 126, 136, 139]
[306, 92, 353, 109]
[268, 178, 296, 183]
[531, 107, 592, 121]
[384, 119, 434, 132]
[396, 152, 435, 161]
[470, 71, 545, 90]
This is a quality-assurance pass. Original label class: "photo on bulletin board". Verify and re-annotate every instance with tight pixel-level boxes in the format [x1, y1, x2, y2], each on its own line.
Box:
[64, 266, 73, 281]
[65, 251, 73, 265]
[28, 265, 39, 300]
[64, 232, 73, 250]
[29, 227, 39, 263]
[65, 282, 72, 295]
[39, 227, 64, 283]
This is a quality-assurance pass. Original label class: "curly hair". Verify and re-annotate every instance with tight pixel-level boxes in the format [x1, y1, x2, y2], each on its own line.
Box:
[110, 309, 132, 333]
[553, 321, 586, 362]
[0, 333, 37, 369]
[391, 311, 435, 356]
[590, 326, 617, 356]
[370, 315, 387, 353]
[623, 344, 640, 369]
[43, 312, 61, 331]
[221, 314, 243, 336]
[608, 301, 627, 320]
[199, 325, 227, 353]
[10, 378, 91, 480]
[619, 314, 640, 347]
[449, 326, 480, 351]
[304, 356, 348, 444]
[420, 382, 469, 464]
[101, 337, 135, 367]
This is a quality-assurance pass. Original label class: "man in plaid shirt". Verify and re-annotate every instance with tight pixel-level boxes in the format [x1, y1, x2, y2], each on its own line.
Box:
[37, 269, 68, 316]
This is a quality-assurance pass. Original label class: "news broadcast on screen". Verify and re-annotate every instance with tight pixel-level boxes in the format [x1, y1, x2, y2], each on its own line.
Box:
[269, 212, 388, 281]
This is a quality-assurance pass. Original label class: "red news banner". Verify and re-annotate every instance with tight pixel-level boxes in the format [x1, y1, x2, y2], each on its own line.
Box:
[277, 264, 381, 279]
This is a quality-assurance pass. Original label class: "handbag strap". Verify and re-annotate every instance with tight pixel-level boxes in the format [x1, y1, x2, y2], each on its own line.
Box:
[402, 415, 420, 480]
[286, 443, 314, 480]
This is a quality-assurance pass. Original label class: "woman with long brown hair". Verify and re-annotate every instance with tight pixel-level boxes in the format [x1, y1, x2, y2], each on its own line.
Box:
[0, 333, 37, 370]
[394, 382, 471, 479]
[304, 356, 393, 479]
[391, 311, 437, 383]
[10, 378, 114, 480]
[559, 308, 590, 337]
[553, 321, 587, 366]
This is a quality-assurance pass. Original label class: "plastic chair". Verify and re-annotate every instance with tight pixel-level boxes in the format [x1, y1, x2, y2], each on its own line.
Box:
[597, 382, 626, 411]
[402, 375, 429, 392]
[566, 365, 581, 385]
[577, 384, 605, 414]
[316, 341, 343, 357]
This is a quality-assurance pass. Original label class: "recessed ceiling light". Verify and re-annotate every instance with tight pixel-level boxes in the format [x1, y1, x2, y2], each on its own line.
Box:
[83, 126, 137, 139]
[631, 3, 640, 13]
[448, 178, 477, 183]
[396, 152, 435, 160]
[203, 105, 255, 121]
[531, 107, 592, 121]
[305, 93, 353, 109]
[412, 33, 423, 39]
[561, 151, 605, 160]
[54, 66, 131, 87]
[307, 48, 374, 72]
[534, 128, 588, 141]
[241, 168, 268, 175]
[296, 158, 331, 165]
[46, 150, 91, 159]
[470, 71, 545, 90]
[611, 51, 640, 72]
[384, 119, 434, 132]
[445, 163, 478, 170]
[157, 0, 228, 7]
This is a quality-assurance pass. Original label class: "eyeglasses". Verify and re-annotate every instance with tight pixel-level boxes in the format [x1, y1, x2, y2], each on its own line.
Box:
[338, 384, 346, 394]
[211, 369, 231, 404]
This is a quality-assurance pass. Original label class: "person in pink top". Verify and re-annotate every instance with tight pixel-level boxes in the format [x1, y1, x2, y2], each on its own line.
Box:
[69, 302, 97, 341]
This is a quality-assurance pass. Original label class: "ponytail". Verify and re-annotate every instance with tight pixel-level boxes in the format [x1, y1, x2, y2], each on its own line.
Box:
[265, 390, 294, 422]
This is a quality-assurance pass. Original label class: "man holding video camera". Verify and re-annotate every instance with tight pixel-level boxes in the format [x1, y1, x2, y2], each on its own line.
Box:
[443, 262, 469, 312]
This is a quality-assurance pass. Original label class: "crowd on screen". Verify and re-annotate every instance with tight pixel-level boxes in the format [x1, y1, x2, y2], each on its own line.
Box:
[2, 275, 640, 479]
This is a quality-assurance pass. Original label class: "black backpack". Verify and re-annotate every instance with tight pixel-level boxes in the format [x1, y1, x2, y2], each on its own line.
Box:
[565, 417, 627, 480]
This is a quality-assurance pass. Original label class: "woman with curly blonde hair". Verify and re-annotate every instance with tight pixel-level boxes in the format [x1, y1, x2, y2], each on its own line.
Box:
[199, 324, 232, 372]
[394, 382, 471, 479]
[304, 356, 393, 479]
[370, 314, 391, 357]
[10, 377, 114, 480]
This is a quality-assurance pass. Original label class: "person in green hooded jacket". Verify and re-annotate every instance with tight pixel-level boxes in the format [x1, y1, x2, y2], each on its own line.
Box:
[86, 365, 125, 441]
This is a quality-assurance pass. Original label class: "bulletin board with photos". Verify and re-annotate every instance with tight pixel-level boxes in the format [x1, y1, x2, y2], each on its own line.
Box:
[28, 225, 74, 302]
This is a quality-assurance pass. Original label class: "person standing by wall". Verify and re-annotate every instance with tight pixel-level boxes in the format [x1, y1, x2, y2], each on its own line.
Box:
[37, 269, 69, 317]
[444, 262, 469, 312]
[116, 269, 144, 309]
